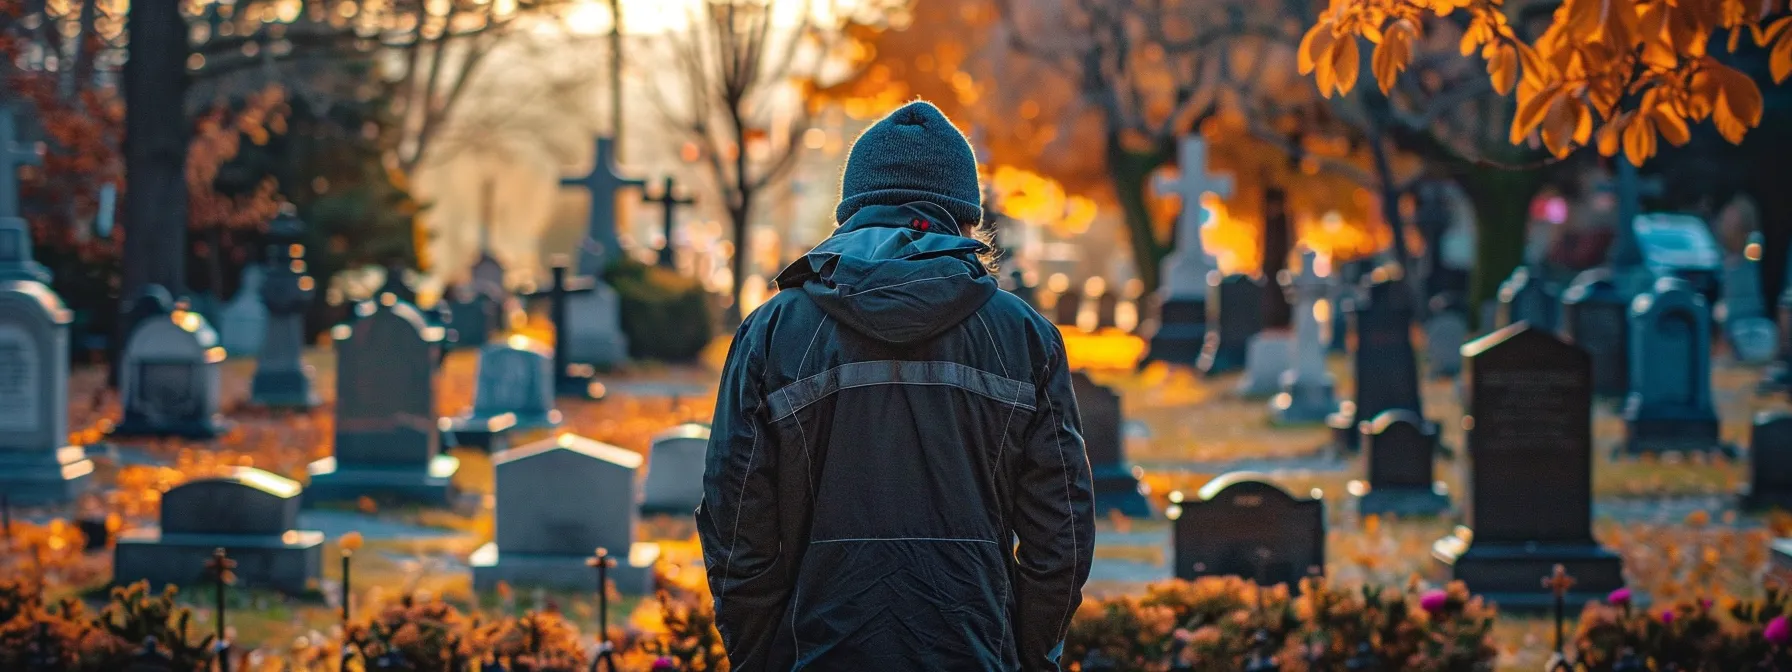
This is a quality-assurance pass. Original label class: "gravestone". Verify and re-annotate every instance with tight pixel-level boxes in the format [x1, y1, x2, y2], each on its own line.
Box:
[447, 339, 562, 451]
[0, 225, 93, 505]
[1052, 289, 1082, 327]
[1171, 473, 1324, 587]
[1145, 136, 1231, 367]
[1072, 372, 1152, 517]
[560, 137, 646, 275]
[1199, 274, 1262, 376]
[1093, 286, 1120, 331]
[0, 217, 50, 284]
[218, 266, 268, 358]
[472, 434, 659, 593]
[445, 285, 497, 348]
[1633, 213, 1724, 302]
[1434, 324, 1625, 609]
[643, 176, 697, 269]
[1623, 277, 1725, 455]
[113, 468, 323, 594]
[1423, 293, 1469, 379]
[1235, 275, 1292, 398]
[1761, 285, 1792, 394]
[304, 297, 460, 506]
[1743, 411, 1792, 511]
[1495, 266, 1560, 332]
[641, 424, 710, 514]
[563, 281, 629, 369]
[250, 209, 319, 408]
[110, 291, 231, 439]
[1327, 267, 1355, 354]
[1560, 269, 1630, 398]
[1720, 233, 1778, 363]
[533, 262, 607, 399]
[1357, 410, 1450, 517]
[1327, 267, 1424, 453]
[1270, 249, 1336, 423]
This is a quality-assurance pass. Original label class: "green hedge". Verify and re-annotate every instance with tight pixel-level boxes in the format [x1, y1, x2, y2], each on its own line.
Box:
[606, 259, 716, 363]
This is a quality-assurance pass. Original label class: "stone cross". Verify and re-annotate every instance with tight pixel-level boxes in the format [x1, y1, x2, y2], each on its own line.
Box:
[1602, 158, 1666, 268]
[543, 259, 601, 397]
[560, 137, 644, 274]
[643, 176, 696, 270]
[0, 107, 42, 219]
[1153, 136, 1233, 299]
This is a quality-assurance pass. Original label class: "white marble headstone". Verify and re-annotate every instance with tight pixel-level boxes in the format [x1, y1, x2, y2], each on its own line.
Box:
[642, 424, 710, 513]
[220, 265, 269, 357]
[1153, 137, 1232, 301]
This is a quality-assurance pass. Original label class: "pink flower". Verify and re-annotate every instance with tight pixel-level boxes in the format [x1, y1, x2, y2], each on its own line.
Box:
[1607, 588, 1631, 606]
[1419, 589, 1448, 615]
[1767, 616, 1791, 647]
[1659, 610, 1676, 625]
[1700, 598, 1715, 611]
[651, 657, 679, 671]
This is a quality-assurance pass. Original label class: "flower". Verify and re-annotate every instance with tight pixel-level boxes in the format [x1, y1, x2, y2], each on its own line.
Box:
[1659, 610, 1676, 625]
[1607, 588, 1632, 607]
[1766, 616, 1791, 647]
[651, 657, 678, 671]
[1419, 589, 1448, 615]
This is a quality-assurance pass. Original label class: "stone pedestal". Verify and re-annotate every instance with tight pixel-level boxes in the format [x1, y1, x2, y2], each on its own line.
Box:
[0, 447, 93, 507]
[1144, 298, 1207, 367]
[1271, 371, 1335, 425]
[303, 456, 461, 508]
[1431, 536, 1626, 611]
[250, 315, 318, 409]
[470, 542, 659, 595]
[115, 531, 324, 594]
[1234, 330, 1291, 398]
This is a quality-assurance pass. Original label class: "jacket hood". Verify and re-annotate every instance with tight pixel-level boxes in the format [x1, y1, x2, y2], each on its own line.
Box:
[774, 202, 997, 345]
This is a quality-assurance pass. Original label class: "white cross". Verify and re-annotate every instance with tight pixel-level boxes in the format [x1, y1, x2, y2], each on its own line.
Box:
[1154, 137, 1234, 248]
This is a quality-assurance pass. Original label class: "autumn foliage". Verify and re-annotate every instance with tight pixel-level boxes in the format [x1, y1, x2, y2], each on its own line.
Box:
[1304, 0, 1790, 163]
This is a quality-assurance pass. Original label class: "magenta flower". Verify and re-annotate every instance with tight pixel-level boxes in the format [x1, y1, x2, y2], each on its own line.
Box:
[1659, 610, 1676, 625]
[651, 657, 679, 671]
[1767, 616, 1791, 647]
[1607, 588, 1632, 607]
[1700, 598, 1715, 611]
[1419, 589, 1448, 615]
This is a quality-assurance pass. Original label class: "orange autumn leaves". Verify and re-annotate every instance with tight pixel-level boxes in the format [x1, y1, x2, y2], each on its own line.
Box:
[1301, 0, 1792, 164]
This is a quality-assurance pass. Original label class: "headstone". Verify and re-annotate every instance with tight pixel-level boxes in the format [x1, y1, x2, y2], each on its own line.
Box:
[110, 291, 231, 439]
[641, 423, 709, 514]
[563, 281, 629, 369]
[1434, 324, 1625, 609]
[1327, 266, 1355, 353]
[304, 296, 460, 506]
[0, 106, 41, 220]
[218, 266, 268, 358]
[1560, 269, 1630, 398]
[1357, 410, 1450, 517]
[1622, 277, 1725, 455]
[560, 137, 646, 274]
[531, 262, 607, 399]
[1423, 293, 1469, 379]
[1743, 412, 1792, 511]
[1270, 250, 1336, 423]
[114, 468, 323, 594]
[1072, 372, 1152, 518]
[1145, 136, 1232, 367]
[1720, 233, 1778, 363]
[249, 209, 319, 408]
[447, 339, 562, 451]
[1495, 266, 1560, 332]
[1633, 213, 1725, 301]
[445, 285, 497, 348]
[1171, 473, 1324, 587]
[1093, 286, 1120, 331]
[1327, 267, 1423, 453]
[0, 236, 93, 505]
[472, 434, 660, 593]
[1765, 284, 1792, 394]
[1052, 288, 1082, 327]
[0, 217, 49, 284]
[1199, 274, 1262, 376]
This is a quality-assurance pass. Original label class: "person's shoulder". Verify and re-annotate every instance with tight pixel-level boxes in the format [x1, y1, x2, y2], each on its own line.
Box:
[982, 288, 1054, 330]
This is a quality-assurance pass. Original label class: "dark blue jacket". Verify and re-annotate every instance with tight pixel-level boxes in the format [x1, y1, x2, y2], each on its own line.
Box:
[697, 203, 1096, 671]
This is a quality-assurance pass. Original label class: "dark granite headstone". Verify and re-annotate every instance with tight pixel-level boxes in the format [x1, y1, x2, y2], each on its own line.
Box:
[1328, 269, 1423, 453]
[1495, 266, 1559, 332]
[446, 286, 497, 348]
[1172, 473, 1324, 587]
[1199, 274, 1263, 375]
[1623, 277, 1724, 455]
[1053, 290, 1082, 327]
[1561, 269, 1629, 398]
[1759, 287, 1792, 393]
[249, 210, 319, 408]
[1071, 372, 1151, 518]
[114, 468, 323, 594]
[1357, 410, 1450, 516]
[1745, 411, 1792, 511]
[1433, 324, 1625, 610]
[1144, 297, 1208, 368]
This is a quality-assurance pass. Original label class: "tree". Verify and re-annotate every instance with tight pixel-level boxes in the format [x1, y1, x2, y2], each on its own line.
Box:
[650, 0, 901, 322]
[1304, 0, 1792, 164]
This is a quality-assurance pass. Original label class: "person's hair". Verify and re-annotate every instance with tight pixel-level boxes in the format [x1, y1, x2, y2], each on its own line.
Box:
[968, 216, 1002, 274]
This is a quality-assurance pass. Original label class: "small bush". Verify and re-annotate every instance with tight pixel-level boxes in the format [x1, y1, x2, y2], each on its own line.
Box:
[1567, 587, 1792, 670]
[606, 258, 715, 362]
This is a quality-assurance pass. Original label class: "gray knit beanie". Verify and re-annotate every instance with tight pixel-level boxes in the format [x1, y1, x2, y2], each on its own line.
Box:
[835, 101, 983, 227]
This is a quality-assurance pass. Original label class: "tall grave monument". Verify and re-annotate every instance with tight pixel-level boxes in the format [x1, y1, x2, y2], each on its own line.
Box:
[1327, 265, 1425, 453]
[1560, 269, 1630, 398]
[1236, 190, 1294, 397]
[249, 208, 319, 408]
[643, 176, 697, 270]
[305, 295, 460, 506]
[1270, 249, 1337, 423]
[0, 217, 94, 504]
[551, 141, 634, 368]
[1623, 277, 1725, 455]
[1199, 274, 1263, 376]
[218, 266, 267, 357]
[1072, 372, 1152, 517]
[1144, 137, 1231, 368]
[1435, 324, 1625, 609]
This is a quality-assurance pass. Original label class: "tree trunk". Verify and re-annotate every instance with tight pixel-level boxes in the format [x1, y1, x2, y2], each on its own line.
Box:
[1262, 186, 1293, 329]
[1367, 127, 1410, 266]
[726, 198, 752, 327]
[1461, 165, 1544, 330]
[115, 0, 190, 384]
[1109, 146, 1170, 293]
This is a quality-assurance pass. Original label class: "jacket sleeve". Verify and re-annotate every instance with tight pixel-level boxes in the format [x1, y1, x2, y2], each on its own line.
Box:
[696, 326, 787, 670]
[1008, 335, 1097, 671]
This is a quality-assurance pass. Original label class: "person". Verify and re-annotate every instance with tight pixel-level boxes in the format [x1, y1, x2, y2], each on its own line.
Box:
[697, 100, 1096, 671]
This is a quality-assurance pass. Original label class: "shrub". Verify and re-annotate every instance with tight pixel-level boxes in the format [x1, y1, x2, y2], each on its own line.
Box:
[1567, 587, 1792, 670]
[605, 258, 715, 363]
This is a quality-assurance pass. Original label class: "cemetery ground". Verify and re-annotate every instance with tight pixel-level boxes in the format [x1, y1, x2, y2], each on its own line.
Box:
[17, 330, 1789, 669]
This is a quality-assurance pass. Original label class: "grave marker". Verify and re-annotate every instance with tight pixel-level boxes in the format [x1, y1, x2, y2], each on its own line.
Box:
[1423, 294, 1469, 379]
[218, 266, 268, 358]
[1171, 473, 1324, 587]
[641, 423, 709, 514]
[114, 468, 323, 594]
[472, 434, 659, 593]
[249, 209, 319, 408]
[1434, 324, 1625, 609]
[1744, 411, 1792, 512]
[1072, 372, 1152, 518]
[1145, 136, 1230, 367]
[643, 176, 696, 270]
[1560, 269, 1629, 398]
[1270, 249, 1336, 423]
[0, 229, 92, 505]
[447, 338, 562, 451]
[1357, 410, 1450, 517]
[1199, 274, 1262, 376]
[1623, 277, 1725, 455]
[560, 137, 645, 274]
[1328, 267, 1424, 453]
[1495, 266, 1560, 332]
[110, 291, 230, 439]
[1720, 232, 1778, 363]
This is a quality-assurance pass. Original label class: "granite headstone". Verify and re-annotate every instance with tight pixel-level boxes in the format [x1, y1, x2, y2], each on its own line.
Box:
[1560, 269, 1630, 398]
[1357, 410, 1450, 517]
[1744, 411, 1792, 512]
[1199, 274, 1262, 376]
[1623, 277, 1724, 455]
[641, 424, 710, 514]
[0, 239, 92, 505]
[111, 292, 231, 439]
[114, 468, 323, 594]
[1172, 473, 1324, 587]
[1072, 372, 1152, 518]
